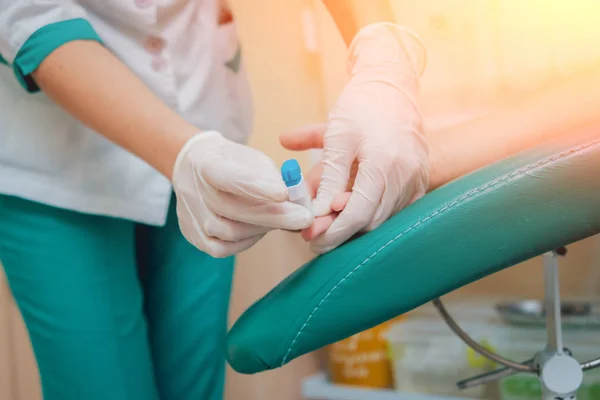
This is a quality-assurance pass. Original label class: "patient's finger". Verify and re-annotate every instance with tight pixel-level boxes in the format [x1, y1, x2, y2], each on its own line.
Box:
[310, 163, 382, 254]
[306, 161, 355, 201]
[279, 123, 326, 151]
[331, 192, 351, 212]
[301, 214, 336, 241]
[302, 192, 351, 241]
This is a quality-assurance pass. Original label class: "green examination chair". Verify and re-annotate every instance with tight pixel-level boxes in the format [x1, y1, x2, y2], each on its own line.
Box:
[227, 128, 600, 399]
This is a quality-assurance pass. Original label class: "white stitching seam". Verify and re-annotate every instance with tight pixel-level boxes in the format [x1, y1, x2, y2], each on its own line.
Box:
[280, 140, 600, 366]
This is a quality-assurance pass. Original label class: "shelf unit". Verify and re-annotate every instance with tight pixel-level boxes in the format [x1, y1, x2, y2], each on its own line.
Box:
[302, 374, 473, 400]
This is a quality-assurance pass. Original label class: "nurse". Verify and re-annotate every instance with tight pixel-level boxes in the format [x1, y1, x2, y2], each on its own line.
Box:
[0, 1, 429, 399]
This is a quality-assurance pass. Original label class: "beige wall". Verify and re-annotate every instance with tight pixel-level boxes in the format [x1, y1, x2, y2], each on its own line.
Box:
[0, 269, 44, 400]
[225, 1, 326, 400]
[0, 271, 14, 400]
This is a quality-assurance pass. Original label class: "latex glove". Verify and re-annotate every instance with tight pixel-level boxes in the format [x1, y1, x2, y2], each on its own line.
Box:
[301, 160, 351, 241]
[280, 127, 353, 243]
[291, 23, 430, 253]
[172, 131, 314, 258]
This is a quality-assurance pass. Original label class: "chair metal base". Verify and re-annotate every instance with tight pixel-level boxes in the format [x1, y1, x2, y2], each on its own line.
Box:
[433, 248, 600, 400]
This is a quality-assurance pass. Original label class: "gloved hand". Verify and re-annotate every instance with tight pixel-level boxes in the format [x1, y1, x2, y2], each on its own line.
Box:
[172, 131, 314, 258]
[288, 22, 430, 254]
[301, 159, 351, 242]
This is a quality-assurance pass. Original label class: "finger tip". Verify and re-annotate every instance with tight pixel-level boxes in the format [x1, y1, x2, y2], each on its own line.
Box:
[311, 201, 332, 217]
[279, 132, 292, 147]
[331, 192, 352, 211]
[301, 230, 313, 241]
[267, 185, 288, 202]
[300, 212, 315, 229]
[305, 219, 316, 230]
[331, 203, 344, 213]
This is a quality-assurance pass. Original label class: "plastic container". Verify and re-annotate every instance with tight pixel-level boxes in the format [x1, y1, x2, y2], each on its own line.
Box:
[387, 318, 498, 398]
[281, 159, 313, 213]
[327, 316, 404, 389]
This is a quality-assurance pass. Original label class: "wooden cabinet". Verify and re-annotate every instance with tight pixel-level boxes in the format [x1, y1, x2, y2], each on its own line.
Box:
[0, 266, 41, 400]
[9, 299, 41, 400]
[0, 268, 14, 400]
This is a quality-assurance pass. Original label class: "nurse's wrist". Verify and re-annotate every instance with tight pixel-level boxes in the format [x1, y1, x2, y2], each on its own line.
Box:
[161, 122, 199, 181]
[348, 23, 427, 78]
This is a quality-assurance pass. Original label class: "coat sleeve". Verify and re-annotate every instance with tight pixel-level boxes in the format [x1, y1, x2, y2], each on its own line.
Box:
[0, 1, 103, 92]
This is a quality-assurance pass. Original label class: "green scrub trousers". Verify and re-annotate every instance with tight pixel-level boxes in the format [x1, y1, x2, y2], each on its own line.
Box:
[0, 193, 234, 400]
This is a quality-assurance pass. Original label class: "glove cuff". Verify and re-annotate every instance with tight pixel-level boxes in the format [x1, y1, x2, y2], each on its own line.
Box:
[172, 130, 224, 183]
[348, 22, 427, 78]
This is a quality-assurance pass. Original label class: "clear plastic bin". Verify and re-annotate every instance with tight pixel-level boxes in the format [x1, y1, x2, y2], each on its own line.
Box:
[387, 318, 498, 398]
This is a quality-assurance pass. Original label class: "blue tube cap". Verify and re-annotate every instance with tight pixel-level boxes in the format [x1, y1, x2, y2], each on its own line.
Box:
[281, 159, 302, 187]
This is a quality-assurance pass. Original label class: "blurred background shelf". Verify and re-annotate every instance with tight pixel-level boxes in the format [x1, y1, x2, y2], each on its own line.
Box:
[302, 373, 472, 400]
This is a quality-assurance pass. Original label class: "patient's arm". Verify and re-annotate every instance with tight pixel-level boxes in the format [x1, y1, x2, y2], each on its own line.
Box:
[284, 68, 600, 241]
[428, 68, 600, 189]
[280, 127, 353, 240]
[302, 162, 351, 241]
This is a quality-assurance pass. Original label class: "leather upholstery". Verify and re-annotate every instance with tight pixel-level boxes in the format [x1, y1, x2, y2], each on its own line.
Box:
[227, 128, 600, 374]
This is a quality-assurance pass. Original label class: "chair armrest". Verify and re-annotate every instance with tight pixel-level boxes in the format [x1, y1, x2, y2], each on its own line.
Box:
[227, 128, 600, 374]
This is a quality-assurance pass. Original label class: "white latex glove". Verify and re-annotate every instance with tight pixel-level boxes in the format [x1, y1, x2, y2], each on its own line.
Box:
[172, 131, 314, 258]
[310, 22, 430, 254]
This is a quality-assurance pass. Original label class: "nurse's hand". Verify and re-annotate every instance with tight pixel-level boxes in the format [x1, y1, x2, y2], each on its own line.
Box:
[290, 23, 430, 254]
[300, 160, 352, 242]
[172, 131, 313, 258]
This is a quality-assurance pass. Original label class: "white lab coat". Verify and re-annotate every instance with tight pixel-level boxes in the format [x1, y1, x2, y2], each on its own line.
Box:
[0, 0, 253, 226]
